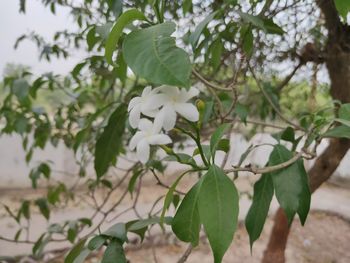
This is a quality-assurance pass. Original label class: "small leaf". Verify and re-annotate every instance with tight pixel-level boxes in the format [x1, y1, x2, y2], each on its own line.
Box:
[123, 22, 191, 87]
[334, 0, 350, 20]
[210, 123, 230, 160]
[172, 180, 203, 246]
[126, 220, 147, 241]
[101, 239, 127, 263]
[94, 104, 127, 178]
[245, 173, 274, 249]
[216, 139, 230, 153]
[35, 198, 50, 220]
[262, 18, 284, 35]
[234, 103, 249, 124]
[190, 11, 218, 49]
[198, 165, 239, 263]
[339, 103, 350, 120]
[105, 9, 147, 64]
[103, 223, 127, 242]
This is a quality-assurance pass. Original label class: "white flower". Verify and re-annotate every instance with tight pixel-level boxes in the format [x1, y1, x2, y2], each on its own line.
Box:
[128, 86, 164, 128]
[129, 119, 172, 163]
[154, 86, 199, 131]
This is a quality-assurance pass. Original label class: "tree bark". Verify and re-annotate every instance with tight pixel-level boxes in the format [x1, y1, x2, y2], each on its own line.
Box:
[262, 1, 350, 262]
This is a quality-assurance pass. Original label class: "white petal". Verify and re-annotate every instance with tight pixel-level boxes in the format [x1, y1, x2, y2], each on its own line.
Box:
[136, 140, 150, 164]
[142, 86, 152, 96]
[154, 106, 177, 131]
[141, 94, 166, 113]
[174, 103, 199, 122]
[138, 118, 153, 131]
[179, 87, 199, 102]
[158, 85, 179, 97]
[147, 134, 172, 145]
[129, 131, 145, 150]
[128, 97, 141, 111]
[129, 106, 141, 128]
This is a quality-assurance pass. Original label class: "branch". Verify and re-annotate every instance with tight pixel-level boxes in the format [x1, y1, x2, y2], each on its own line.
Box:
[177, 244, 193, 263]
[247, 63, 305, 131]
[226, 152, 303, 174]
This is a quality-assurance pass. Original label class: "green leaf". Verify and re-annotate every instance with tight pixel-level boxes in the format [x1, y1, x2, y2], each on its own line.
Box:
[126, 220, 147, 241]
[94, 104, 127, 178]
[172, 180, 203, 246]
[128, 169, 142, 196]
[123, 22, 191, 87]
[72, 248, 91, 263]
[245, 174, 274, 249]
[103, 223, 127, 242]
[64, 238, 87, 263]
[216, 139, 230, 153]
[238, 11, 264, 29]
[241, 25, 253, 56]
[262, 18, 284, 35]
[190, 11, 218, 49]
[88, 235, 107, 250]
[12, 79, 29, 101]
[105, 9, 147, 64]
[334, 118, 350, 127]
[182, 0, 192, 15]
[334, 0, 350, 20]
[210, 38, 224, 70]
[210, 123, 230, 160]
[127, 217, 172, 231]
[268, 145, 310, 225]
[198, 165, 239, 263]
[35, 198, 50, 220]
[339, 103, 350, 120]
[323, 125, 350, 139]
[101, 239, 127, 263]
[160, 171, 189, 224]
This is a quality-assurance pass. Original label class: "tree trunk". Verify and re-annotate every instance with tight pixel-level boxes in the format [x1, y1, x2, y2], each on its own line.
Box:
[262, 1, 350, 262]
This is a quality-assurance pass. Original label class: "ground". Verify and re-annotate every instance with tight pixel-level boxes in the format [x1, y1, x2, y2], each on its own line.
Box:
[0, 175, 349, 263]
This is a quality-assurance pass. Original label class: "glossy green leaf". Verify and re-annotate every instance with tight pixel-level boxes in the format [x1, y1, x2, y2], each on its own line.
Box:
[64, 238, 87, 263]
[94, 104, 127, 178]
[101, 239, 127, 263]
[245, 173, 274, 249]
[105, 9, 147, 64]
[172, 180, 203, 246]
[198, 165, 239, 263]
[262, 18, 284, 35]
[123, 22, 191, 87]
[268, 145, 310, 225]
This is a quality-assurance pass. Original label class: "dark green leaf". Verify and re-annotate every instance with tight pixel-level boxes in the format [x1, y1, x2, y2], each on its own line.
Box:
[64, 238, 87, 263]
[198, 165, 239, 263]
[339, 103, 350, 120]
[245, 174, 274, 249]
[103, 223, 127, 242]
[35, 198, 50, 220]
[334, 0, 350, 20]
[172, 180, 203, 246]
[234, 103, 249, 124]
[94, 104, 127, 178]
[101, 239, 127, 263]
[123, 22, 191, 87]
[268, 145, 310, 225]
[88, 235, 107, 250]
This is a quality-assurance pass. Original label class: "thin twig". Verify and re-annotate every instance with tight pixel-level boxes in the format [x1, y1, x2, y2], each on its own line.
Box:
[177, 244, 193, 263]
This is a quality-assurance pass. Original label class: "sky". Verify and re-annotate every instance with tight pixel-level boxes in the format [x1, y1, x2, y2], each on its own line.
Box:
[0, 0, 85, 76]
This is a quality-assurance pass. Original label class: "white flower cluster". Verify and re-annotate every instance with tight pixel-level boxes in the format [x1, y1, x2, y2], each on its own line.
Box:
[128, 85, 200, 163]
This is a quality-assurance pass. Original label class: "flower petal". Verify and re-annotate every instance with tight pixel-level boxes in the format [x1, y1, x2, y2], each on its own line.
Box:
[154, 105, 177, 131]
[174, 103, 199, 122]
[157, 85, 179, 97]
[138, 118, 153, 131]
[147, 134, 172, 145]
[129, 131, 145, 150]
[129, 106, 141, 128]
[136, 140, 150, 164]
[128, 97, 141, 111]
[142, 86, 152, 96]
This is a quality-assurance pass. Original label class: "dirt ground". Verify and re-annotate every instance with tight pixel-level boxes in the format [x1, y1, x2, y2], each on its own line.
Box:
[119, 211, 350, 263]
[1, 175, 350, 263]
